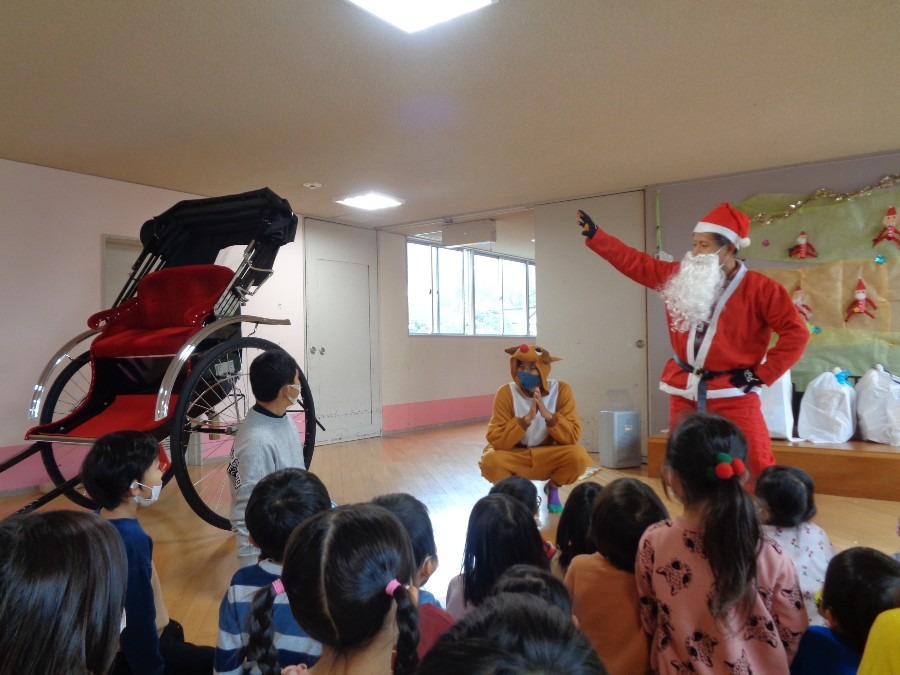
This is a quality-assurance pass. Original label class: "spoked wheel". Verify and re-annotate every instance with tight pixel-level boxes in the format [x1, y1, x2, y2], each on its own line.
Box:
[170, 336, 316, 529]
[38, 352, 97, 508]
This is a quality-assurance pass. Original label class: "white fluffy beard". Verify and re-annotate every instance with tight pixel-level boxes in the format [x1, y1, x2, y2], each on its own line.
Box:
[660, 252, 726, 332]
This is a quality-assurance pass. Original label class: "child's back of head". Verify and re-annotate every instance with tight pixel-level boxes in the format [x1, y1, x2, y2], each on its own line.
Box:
[755, 465, 817, 527]
[491, 563, 572, 616]
[0, 511, 127, 675]
[371, 492, 437, 571]
[556, 482, 603, 570]
[591, 477, 668, 572]
[246, 468, 331, 562]
[663, 412, 760, 619]
[489, 476, 539, 516]
[463, 494, 549, 607]
[821, 547, 900, 653]
[282, 503, 420, 675]
[241, 469, 333, 674]
[418, 593, 607, 675]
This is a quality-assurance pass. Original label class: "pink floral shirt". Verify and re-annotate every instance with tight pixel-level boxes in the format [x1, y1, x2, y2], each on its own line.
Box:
[763, 522, 835, 626]
[636, 518, 808, 675]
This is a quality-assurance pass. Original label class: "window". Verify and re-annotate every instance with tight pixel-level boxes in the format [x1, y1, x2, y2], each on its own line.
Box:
[407, 241, 537, 336]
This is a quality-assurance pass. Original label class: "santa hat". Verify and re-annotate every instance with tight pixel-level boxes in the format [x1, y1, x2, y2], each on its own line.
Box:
[798, 231, 808, 238]
[887, 206, 897, 217]
[694, 203, 751, 249]
[506, 344, 561, 395]
[856, 278, 867, 291]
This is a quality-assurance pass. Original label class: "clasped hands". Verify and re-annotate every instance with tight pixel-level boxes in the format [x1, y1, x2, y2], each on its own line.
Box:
[523, 390, 552, 425]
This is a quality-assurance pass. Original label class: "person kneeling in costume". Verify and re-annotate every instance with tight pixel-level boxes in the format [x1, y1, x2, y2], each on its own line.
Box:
[479, 344, 593, 513]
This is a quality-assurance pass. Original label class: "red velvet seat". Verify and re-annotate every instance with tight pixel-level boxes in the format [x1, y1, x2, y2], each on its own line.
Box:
[90, 264, 234, 358]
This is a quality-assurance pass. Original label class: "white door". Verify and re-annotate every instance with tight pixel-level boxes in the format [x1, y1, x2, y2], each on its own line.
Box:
[304, 219, 381, 444]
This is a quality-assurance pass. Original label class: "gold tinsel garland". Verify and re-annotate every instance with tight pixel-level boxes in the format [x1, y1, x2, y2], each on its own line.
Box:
[749, 174, 900, 226]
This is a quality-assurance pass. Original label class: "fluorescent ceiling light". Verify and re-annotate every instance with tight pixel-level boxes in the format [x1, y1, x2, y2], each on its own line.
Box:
[336, 192, 404, 210]
[346, 0, 495, 34]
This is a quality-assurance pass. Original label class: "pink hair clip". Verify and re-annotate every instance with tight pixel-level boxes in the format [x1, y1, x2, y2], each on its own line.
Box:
[272, 579, 285, 595]
[385, 578, 402, 596]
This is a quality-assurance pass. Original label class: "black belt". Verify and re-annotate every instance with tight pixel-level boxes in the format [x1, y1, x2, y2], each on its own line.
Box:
[673, 355, 744, 411]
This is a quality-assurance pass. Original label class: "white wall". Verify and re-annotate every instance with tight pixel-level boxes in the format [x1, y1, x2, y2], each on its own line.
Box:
[535, 191, 648, 455]
[0, 159, 303, 448]
[378, 230, 524, 408]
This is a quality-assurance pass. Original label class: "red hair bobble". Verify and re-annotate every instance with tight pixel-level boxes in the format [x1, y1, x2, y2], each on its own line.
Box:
[710, 453, 746, 481]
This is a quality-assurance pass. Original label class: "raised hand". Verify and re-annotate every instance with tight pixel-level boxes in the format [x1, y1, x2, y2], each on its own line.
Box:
[577, 210, 598, 238]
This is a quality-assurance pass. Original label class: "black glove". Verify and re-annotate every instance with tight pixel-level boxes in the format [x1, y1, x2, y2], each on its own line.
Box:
[577, 210, 598, 238]
[730, 368, 763, 393]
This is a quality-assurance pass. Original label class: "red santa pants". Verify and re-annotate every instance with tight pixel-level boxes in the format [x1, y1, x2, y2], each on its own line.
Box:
[669, 392, 775, 480]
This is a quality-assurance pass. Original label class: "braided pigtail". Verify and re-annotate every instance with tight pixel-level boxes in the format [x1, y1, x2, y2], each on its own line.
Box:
[245, 584, 280, 675]
[390, 584, 420, 675]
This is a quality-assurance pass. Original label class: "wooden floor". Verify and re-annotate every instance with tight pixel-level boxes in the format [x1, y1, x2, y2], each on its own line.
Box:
[2, 421, 898, 647]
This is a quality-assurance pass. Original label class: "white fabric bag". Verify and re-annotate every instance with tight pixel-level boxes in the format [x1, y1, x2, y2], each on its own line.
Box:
[760, 369, 797, 440]
[856, 364, 900, 446]
[797, 368, 857, 443]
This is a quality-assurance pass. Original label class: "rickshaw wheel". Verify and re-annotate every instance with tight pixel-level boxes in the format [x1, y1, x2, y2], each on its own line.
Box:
[38, 352, 97, 509]
[170, 336, 316, 529]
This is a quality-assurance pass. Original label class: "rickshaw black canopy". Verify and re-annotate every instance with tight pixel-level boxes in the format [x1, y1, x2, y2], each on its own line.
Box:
[139, 187, 298, 270]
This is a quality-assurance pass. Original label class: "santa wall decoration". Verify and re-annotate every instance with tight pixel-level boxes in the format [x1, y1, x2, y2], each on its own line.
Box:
[844, 278, 878, 322]
[872, 206, 899, 248]
[727, 174, 900, 392]
[788, 231, 818, 259]
[792, 286, 813, 322]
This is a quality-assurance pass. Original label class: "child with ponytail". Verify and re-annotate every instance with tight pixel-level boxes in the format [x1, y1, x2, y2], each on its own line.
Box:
[280, 503, 420, 675]
[215, 468, 332, 674]
[636, 413, 807, 674]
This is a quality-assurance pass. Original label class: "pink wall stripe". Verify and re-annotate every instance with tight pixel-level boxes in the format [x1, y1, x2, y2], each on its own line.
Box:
[382, 394, 494, 432]
[0, 444, 51, 494]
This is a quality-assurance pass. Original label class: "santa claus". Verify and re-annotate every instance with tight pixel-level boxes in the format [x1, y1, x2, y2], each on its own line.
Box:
[578, 203, 809, 478]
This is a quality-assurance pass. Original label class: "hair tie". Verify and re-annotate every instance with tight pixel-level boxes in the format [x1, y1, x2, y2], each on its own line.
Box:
[706, 452, 746, 482]
[272, 579, 285, 595]
[385, 578, 402, 597]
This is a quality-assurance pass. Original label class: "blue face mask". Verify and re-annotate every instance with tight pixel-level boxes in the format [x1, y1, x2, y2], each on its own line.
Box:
[518, 371, 542, 392]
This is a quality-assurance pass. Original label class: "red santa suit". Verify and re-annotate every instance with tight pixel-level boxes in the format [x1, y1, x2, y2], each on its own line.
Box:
[583, 207, 809, 477]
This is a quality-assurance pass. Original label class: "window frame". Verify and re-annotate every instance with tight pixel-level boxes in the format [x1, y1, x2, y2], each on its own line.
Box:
[406, 240, 536, 337]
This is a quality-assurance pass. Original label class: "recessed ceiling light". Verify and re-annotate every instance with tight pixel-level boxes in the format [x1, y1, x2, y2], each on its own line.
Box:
[303, 182, 322, 190]
[335, 192, 404, 210]
[346, 0, 495, 34]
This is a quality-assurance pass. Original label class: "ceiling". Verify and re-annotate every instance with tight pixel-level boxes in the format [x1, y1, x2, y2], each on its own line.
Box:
[2, 1, 899, 246]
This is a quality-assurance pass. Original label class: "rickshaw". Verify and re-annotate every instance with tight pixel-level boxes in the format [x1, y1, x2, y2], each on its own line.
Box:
[4, 188, 316, 529]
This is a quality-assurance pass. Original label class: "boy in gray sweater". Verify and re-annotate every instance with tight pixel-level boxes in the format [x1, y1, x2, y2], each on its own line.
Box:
[228, 348, 306, 566]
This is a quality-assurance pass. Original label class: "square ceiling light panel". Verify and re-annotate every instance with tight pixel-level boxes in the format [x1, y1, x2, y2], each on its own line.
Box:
[346, 0, 496, 34]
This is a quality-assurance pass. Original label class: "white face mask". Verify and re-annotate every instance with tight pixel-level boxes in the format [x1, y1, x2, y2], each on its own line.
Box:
[132, 481, 162, 506]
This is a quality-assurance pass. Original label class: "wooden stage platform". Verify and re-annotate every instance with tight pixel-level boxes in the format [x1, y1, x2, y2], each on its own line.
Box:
[646, 434, 900, 501]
